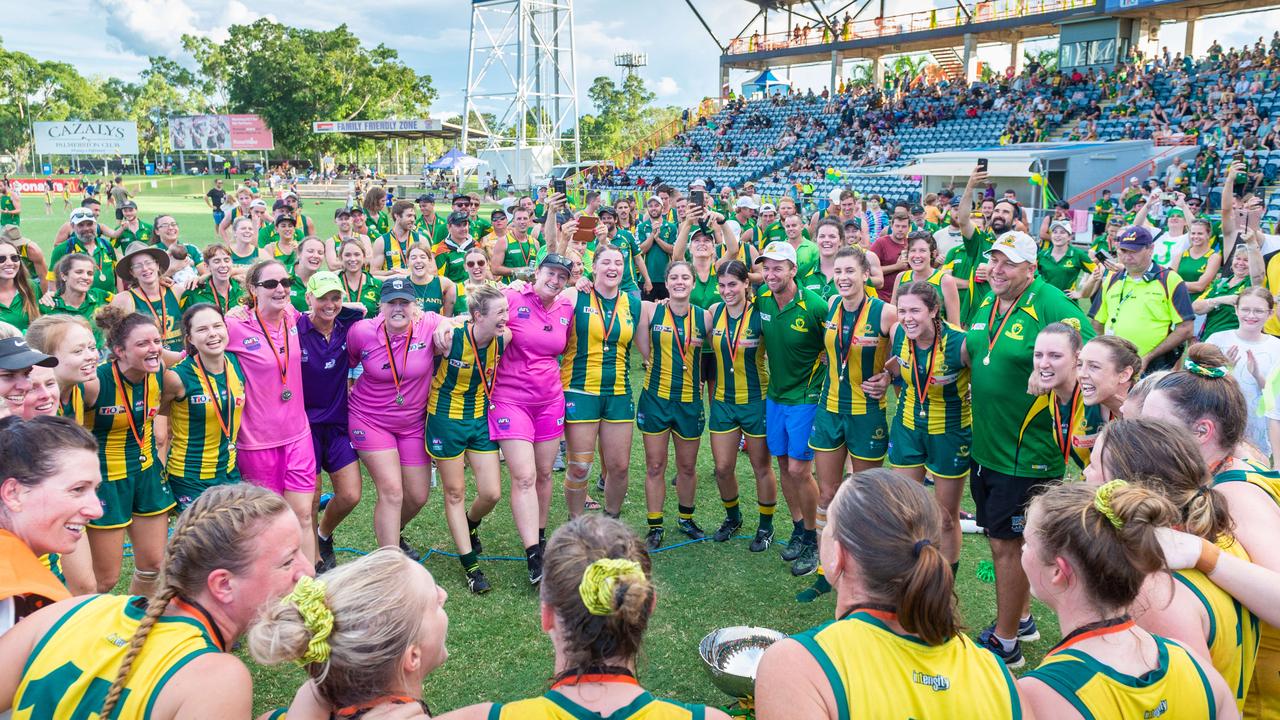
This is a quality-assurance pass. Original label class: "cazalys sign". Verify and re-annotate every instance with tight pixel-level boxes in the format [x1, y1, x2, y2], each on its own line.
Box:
[33, 121, 139, 156]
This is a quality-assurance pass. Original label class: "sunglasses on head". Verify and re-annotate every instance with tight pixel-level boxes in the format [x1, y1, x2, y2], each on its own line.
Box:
[254, 278, 296, 290]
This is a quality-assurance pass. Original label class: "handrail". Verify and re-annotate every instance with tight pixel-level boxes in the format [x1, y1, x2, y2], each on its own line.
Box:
[611, 98, 725, 171]
[1066, 144, 1186, 207]
[725, 0, 1091, 56]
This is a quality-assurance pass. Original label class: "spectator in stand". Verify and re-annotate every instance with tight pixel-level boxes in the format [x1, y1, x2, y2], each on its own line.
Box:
[869, 213, 911, 302]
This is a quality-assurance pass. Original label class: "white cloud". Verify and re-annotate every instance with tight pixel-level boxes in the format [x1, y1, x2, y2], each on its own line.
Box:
[100, 0, 266, 57]
[654, 76, 680, 96]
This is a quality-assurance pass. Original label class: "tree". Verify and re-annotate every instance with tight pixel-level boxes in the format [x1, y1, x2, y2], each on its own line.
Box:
[577, 75, 679, 160]
[184, 20, 437, 157]
[1024, 49, 1058, 74]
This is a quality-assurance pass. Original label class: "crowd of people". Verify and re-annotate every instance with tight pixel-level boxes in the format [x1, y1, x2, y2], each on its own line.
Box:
[1, 145, 1280, 718]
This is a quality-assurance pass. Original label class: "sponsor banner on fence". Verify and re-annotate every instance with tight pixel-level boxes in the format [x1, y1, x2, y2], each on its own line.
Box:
[33, 121, 139, 155]
[312, 118, 442, 134]
[8, 178, 82, 194]
[169, 114, 275, 151]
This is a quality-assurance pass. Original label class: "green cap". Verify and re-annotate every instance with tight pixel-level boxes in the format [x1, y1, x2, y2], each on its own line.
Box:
[1166, 208, 1185, 219]
[306, 270, 343, 299]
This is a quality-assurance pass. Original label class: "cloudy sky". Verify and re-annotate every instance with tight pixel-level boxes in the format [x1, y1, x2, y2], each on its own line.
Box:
[3, 0, 1275, 120]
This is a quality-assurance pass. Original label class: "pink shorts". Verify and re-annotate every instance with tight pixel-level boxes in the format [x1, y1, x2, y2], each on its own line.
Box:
[349, 410, 429, 466]
[237, 435, 318, 494]
[489, 397, 565, 444]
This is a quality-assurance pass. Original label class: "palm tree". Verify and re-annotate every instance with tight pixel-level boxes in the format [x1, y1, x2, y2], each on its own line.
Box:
[1023, 49, 1058, 73]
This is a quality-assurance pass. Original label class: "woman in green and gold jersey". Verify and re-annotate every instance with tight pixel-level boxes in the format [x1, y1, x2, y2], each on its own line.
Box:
[803, 246, 895, 602]
[82, 306, 183, 598]
[182, 243, 245, 315]
[337, 238, 382, 317]
[635, 261, 710, 551]
[891, 231, 960, 325]
[110, 242, 184, 357]
[706, 260, 778, 553]
[407, 242, 457, 316]
[560, 243, 641, 520]
[757, 469, 1025, 719]
[1194, 246, 1252, 340]
[1019, 482, 1236, 719]
[1082, 417, 1259, 714]
[427, 284, 508, 595]
[227, 217, 265, 275]
[887, 281, 972, 573]
[166, 304, 246, 511]
[453, 247, 501, 315]
[1176, 219, 1222, 295]
[1029, 323, 1106, 471]
[45, 254, 113, 351]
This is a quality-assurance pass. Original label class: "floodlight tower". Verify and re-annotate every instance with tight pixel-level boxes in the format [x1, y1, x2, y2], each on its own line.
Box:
[462, 0, 581, 185]
[614, 52, 648, 82]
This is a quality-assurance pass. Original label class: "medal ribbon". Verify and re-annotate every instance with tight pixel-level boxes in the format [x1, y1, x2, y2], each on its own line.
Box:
[592, 291, 620, 350]
[984, 287, 1029, 360]
[836, 297, 873, 379]
[1049, 384, 1082, 465]
[670, 307, 694, 366]
[465, 324, 496, 401]
[111, 362, 149, 457]
[194, 355, 235, 443]
[909, 335, 939, 414]
[253, 308, 291, 391]
[209, 280, 231, 313]
[1048, 616, 1134, 656]
[381, 320, 413, 399]
[132, 288, 168, 338]
[343, 272, 365, 303]
[723, 304, 750, 367]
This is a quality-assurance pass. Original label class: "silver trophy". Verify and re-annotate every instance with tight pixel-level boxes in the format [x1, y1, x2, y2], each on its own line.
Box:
[699, 626, 785, 706]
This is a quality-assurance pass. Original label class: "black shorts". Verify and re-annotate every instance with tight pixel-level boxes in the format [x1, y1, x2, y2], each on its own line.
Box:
[969, 462, 1059, 539]
[643, 282, 668, 302]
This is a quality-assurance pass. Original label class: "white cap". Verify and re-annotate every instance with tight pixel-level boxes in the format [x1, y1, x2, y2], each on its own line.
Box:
[690, 178, 706, 188]
[734, 196, 759, 210]
[1129, 176, 1140, 184]
[250, 199, 268, 209]
[759, 203, 777, 214]
[69, 208, 95, 225]
[984, 231, 1039, 264]
[283, 191, 299, 200]
[1050, 219, 1073, 234]
[756, 241, 798, 266]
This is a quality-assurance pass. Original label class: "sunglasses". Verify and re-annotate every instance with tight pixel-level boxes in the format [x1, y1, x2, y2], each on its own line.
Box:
[466, 260, 487, 268]
[254, 278, 296, 290]
[0, 254, 20, 264]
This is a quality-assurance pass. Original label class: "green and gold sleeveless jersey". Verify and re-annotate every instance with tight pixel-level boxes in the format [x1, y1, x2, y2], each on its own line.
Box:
[1173, 537, 1259, 712]
[412, 275, 445, 315]
[167, 354, 246, 482]
[489, 691, 710, 719]
[343, 272, 382, 317]
[500, 234, 541, 283]
[709, 302, 768, 404]
[893, 322, 971, 434]
[378, 229, 428, 271]
[91, 361, 161, 481]
[427, 324, 505, 420]
[561, 290, 640, 396]
[643, 304, 708, 403]
[821, 296, 889, 415]
[12, 595, 223, 720]
[129, 287, 184, 351]
[1177, 249, 1217, 287]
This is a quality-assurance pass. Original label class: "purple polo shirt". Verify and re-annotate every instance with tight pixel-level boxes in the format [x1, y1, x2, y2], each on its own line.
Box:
[298, 307, 363, 425]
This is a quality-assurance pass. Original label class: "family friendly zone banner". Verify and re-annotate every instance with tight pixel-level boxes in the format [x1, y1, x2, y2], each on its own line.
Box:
[312, 118, 443, 134]
[33, 121, 139, 155]
[169, 114, 275, 151]
[8, 178, 82, 194]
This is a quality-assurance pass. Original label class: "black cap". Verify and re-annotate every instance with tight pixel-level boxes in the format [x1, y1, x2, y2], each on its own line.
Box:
[447, 210, 470, 226]
[334, 207, 352, 219]
[1056, 200, 1071, 209]
[598, 206, 618, 219]
[416, 194, 436, 203]
[379, 277, 416, 303]
[272, 199, 288, 211]
[910, 204, 924, 214]
[119, 200, 137, 210]
[274, 214, 297, 227]
[0, 337, 57, 370]
[538, 252, 574, 276]
[452, 194, 471, 205]
[490, 209, 507, 220]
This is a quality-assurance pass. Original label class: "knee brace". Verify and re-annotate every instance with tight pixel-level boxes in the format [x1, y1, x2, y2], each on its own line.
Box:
[565, 452, 594, 490]
[134, 569, 160, 583]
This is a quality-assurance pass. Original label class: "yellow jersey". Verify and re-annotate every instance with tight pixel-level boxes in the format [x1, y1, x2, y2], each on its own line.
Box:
[642, 304, 708, 403]
[12, 594, 224, 720]
[1172, 537, 1259, 712]
[561, 290, 639, 396]
[489, 690, 711, 719]
[1214, 467, 1280, 720]
[790, 609, 1021, 720]
[1026, 633, 1218, 720]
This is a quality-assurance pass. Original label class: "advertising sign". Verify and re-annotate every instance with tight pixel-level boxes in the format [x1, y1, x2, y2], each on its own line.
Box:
[169, 114, 275, 151]
[33, 121, 139, 155]
[312, 119, 442, 134]
[8, 178, 82, 194]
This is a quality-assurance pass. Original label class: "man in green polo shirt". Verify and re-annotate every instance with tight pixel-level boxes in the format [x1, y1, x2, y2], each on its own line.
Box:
[638, 196, 676, 301]
[755, 240, 829, 578]
[967, 230, 1093, 668]
[47, 208, 118, 296]
[595, 206, 650, 295]
[954, 166, 1010, 325]
[780, 214, 820, 279]
[1089, 225, 1194, 371]
[415, 193, 447, 243]
[115, 200, 153, 246]
[433, 211, 477, 284]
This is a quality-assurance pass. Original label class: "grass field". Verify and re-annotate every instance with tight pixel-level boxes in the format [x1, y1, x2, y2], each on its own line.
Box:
[11, 182, 1063, 715]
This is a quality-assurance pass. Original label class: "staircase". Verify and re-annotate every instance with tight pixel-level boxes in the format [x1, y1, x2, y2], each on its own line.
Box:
[931, 48, 966, 82]
[1045, 96, 1117, 141]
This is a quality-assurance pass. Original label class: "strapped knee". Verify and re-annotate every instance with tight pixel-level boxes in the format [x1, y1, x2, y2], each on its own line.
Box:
[134, 569, 160, 582]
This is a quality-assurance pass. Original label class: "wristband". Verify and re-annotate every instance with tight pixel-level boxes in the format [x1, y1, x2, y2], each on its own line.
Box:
[1195, 538, 1221, 576]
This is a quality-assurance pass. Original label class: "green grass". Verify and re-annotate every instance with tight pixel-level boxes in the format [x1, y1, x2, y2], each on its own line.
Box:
[10, 185, 1063, 715]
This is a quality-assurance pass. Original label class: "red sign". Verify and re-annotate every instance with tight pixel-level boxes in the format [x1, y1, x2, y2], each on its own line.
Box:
[227, 114, 274, 150]
[8, 178, 81, 194]
[170, 114, 274, 151]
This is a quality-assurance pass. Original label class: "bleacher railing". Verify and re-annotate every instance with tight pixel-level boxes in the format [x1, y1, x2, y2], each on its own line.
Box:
[611, 98, 725, 173]
[726, 0, 1092, 55]
[1066, 144, 1187, 207]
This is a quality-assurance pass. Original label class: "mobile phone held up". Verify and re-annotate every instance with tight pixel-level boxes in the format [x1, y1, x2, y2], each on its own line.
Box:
[976, 158, 988, 172]
[552, 179, 567, 195]
[691, 189, 706, 207]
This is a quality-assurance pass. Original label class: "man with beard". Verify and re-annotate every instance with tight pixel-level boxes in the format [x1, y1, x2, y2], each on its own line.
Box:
[114, 201, 153, 247]
[46, 208, 119, 295]
[638, 196, 676, 301]
[966, 229, 1092, 668]
[415, 194, 447, 243]
[869, 212, 911, 301]
[954, 167, 1015, 325]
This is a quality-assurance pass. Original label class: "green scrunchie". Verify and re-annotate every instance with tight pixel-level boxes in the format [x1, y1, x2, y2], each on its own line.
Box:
[281, 576, 333, 666]
[578, 558, 645, 616]
[1184, 358, 1227, 378]
[1094, 479, 1128, 530]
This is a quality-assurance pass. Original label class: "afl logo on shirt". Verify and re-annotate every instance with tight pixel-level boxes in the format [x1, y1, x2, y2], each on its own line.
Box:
[242, 336, 261, 348]
[517, 306, 531, 318]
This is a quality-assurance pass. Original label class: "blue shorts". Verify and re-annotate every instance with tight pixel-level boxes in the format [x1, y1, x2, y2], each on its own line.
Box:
[765, 399, 817, 462]
[310, 422, 359, 475]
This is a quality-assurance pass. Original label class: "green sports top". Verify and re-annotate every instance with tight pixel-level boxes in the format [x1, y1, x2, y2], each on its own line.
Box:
[966, 277, 1094, 478]
[756, 285, 827, 404]
[427, 323, 505, 420]
[1037, 246, 1094, 293]
[820, 296, 889, 415]
[708, 302, 768, 404]
[643, 304, 709, 403]
[893, 322, 970, 434]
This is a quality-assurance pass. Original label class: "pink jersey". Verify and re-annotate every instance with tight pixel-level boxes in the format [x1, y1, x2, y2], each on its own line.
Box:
[491, 286, 573, 406]
[347, 313, 442, 432]
[226, 310, 309, 450]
